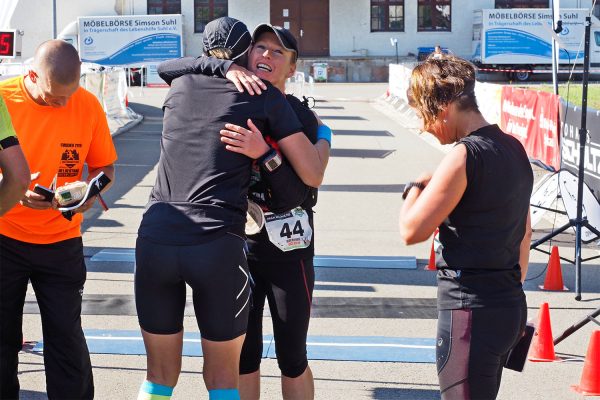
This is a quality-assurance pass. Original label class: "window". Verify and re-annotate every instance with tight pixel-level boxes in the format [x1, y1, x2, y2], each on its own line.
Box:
[418, 1, 451, 32]
[147, 0, 181, 14]
[495, 0, 548, 8]
[371, 0, 404, 32]
[194, 0, 228, 33]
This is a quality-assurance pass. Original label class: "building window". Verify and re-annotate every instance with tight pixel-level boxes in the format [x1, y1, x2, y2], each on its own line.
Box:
[147, 0, 181, 14]
[371, 1, 405, 32]
[418, 1, 451, 32]
[194, 0, 228, 33]
[495, 0, 548, 8]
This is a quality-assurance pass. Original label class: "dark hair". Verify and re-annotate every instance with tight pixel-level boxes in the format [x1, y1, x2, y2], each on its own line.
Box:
[407, 55, 478, 128]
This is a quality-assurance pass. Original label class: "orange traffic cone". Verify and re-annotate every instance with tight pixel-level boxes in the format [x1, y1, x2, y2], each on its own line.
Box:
[539, 246, 568, 291]
[425, 229, 439, 271]
[572, 330, 600, 396]
[529, 302, 560, 362]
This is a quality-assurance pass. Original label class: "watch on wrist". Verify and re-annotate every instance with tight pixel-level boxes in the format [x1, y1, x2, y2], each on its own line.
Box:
[260, 148, 282, 172]
[402, 181, 426, 200]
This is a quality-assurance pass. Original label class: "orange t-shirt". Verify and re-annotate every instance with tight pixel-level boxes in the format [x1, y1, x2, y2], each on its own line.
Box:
[0, 76, 117, 244]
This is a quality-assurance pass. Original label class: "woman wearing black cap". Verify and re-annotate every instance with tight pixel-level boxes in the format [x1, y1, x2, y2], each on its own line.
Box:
[157, 23, 329, 400]
[399, 55, 532, 400]
[136, 18, 329, 400]
[221, 25, 325, 400]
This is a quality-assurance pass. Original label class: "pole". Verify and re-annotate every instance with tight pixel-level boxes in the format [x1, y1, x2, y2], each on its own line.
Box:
[52, 0, 57, 39]
[551, 0, 560, 94]
[554, 306, 600, 345]
[395, 41, 399, 64]
[574, 16, 591, 301]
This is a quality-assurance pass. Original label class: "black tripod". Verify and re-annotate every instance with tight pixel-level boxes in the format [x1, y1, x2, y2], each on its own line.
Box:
[530, 16, 600, 344]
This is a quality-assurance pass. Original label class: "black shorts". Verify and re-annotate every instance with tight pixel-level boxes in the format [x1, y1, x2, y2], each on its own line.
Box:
[135, 233, 250, 341]
[436, 301, 527, 400]
[239, 257, 314, 378]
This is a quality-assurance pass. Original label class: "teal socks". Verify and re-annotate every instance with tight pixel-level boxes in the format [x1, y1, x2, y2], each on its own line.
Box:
[208, 388, 241, 400]
[137, 380, 173, 400]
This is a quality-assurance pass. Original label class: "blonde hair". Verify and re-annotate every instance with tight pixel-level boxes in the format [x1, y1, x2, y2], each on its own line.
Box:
[208, 47, 233, 60]
[407, 55, 478, 128]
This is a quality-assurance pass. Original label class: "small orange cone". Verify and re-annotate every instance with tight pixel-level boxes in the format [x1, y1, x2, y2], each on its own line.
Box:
[529, 302, 560, 362]
[425, 229, 439, 271]
[539, 246, 568, 291]
[572, 330, 600, 396]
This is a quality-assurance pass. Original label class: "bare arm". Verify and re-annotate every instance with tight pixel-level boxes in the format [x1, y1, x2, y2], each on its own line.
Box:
[277, 133, 330, 188]
[0, 145, 30, 215]
[399, 145, 468, 244]
[220, 120, 330, 188]
[519, 209, 532, 283]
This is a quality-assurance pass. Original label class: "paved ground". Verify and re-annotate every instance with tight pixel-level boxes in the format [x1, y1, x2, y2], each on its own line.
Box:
[16, 83, 600, 399]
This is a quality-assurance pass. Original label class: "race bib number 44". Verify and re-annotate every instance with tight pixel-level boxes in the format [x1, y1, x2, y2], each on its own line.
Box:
[264, 207, 313, 252]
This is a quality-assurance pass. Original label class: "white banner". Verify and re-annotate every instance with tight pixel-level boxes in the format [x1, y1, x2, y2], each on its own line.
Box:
[0, 0, 19, 29]
[78, 14, 182, 66]
[388, 63, 414, 101]
[387, 63, 504, 129]
[474, 82, 503, 125]
[480, 9, 590, 64]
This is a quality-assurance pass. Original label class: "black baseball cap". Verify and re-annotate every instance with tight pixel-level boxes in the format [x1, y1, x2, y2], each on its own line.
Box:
[202, 17, 252, 60]
[252, 24, 299, 56]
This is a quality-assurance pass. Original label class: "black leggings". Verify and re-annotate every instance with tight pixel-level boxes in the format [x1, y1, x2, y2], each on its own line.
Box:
[239, 257, 314, 378]
[436, 302, 527, 400]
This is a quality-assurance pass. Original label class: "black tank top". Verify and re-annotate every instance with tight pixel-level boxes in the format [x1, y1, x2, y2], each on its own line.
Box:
[437, 124, 533, 310]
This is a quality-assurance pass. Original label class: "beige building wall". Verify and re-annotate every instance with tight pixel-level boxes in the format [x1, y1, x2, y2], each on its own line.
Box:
[5, 0, 592, 61]
[329, 0, 496, 58]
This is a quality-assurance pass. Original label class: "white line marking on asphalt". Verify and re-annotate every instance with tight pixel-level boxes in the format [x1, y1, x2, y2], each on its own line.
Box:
[306, 342, 434, 349]
[83, 336, 434, 349]
[84, 336, 270, 345]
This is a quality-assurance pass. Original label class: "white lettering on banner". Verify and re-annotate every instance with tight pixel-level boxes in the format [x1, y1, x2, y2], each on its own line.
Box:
[561, 133, 600, 177]
[505, 119, 529, 139]
[502, 100, 536, 120]
[539, 107, 557, 136]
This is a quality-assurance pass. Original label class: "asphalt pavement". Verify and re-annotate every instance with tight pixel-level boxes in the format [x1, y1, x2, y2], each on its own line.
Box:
[17, 83, 600, 399]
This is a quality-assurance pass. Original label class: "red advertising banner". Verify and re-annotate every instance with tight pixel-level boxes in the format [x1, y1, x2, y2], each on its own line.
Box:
[500, 87, 560, 170]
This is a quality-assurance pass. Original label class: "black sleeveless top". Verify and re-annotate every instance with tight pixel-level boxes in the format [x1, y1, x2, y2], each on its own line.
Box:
[437, 124, 533, 310]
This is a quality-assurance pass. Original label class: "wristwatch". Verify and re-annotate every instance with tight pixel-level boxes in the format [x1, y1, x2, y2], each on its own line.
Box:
[402, 181, 426, 200]
[259, 148, 282, 172]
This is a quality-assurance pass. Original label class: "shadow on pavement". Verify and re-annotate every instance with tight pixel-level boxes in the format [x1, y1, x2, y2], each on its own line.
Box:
[371, 387, 440, 400]
[19, 390, 48, 399]
[126, 101, 164, 118]
[81, 102, 163, 235]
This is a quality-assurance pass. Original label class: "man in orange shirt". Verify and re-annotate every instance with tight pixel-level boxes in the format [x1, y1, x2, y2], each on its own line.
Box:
[0, 40, 117, 399]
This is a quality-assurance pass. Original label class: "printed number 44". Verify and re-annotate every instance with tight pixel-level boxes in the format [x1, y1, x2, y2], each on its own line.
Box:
[280, 220, 304, 238]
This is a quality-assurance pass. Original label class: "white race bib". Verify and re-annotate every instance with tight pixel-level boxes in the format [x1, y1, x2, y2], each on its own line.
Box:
[264, 207, 313, 252]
